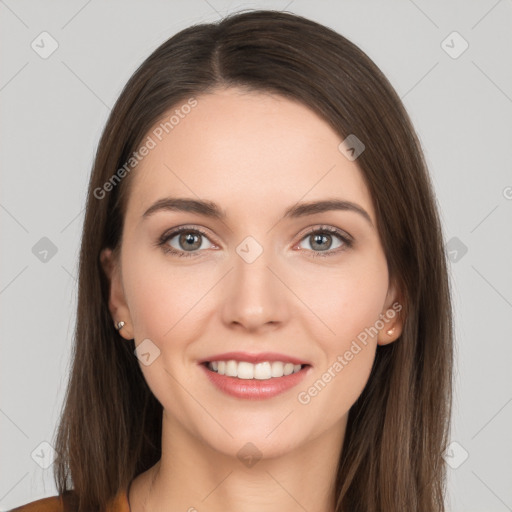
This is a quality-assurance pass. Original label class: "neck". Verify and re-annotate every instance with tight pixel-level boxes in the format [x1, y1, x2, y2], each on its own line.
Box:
[130, 411, 346, 512]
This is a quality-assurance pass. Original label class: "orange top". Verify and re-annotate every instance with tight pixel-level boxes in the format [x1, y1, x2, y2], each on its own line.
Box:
[9, 490, 130, 512]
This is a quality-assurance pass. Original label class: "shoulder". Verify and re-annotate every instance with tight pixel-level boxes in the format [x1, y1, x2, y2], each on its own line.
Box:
[9, 494, 67, 512]
[9, 489, 129, 512]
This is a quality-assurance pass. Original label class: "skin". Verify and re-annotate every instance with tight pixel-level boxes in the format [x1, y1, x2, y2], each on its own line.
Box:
[101, 87, 403, 512]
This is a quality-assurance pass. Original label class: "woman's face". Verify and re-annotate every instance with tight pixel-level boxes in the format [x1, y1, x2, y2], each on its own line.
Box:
[102, 87, 402, 460]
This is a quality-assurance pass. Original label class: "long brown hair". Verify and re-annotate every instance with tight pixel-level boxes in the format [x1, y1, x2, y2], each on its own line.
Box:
[53, 9, 453, 512]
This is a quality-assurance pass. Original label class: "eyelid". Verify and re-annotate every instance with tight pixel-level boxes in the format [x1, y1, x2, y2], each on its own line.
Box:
[158, 224, 217, 245]
[295, 224, 353, 243]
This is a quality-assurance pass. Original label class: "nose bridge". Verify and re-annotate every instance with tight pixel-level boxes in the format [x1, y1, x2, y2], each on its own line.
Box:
[221, 234, 287, 330]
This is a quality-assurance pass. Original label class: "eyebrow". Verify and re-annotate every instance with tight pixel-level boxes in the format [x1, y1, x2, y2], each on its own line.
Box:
[142, 197, 373, 227]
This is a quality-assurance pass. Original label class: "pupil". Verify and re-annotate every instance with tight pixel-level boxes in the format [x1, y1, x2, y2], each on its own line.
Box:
[312, 233, 330, 251]
[181, 232, 200, 250]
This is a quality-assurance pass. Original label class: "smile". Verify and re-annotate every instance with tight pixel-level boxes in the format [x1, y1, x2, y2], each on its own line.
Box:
[207, 360, 303, 380]
[200, 353, 311, 399]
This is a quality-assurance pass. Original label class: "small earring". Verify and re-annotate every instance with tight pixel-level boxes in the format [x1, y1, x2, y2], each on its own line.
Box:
[115, 321, 126, 331]
[386, 328, 394, 336]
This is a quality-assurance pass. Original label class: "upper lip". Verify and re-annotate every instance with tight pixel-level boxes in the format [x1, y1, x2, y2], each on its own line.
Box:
[199, 351, 310, 366]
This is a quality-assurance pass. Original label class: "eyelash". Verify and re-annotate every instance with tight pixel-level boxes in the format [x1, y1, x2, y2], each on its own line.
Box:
[156, 225, 353, 259]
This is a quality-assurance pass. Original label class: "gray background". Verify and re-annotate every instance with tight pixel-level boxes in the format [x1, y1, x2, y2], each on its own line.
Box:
[1, 1, 511, 511]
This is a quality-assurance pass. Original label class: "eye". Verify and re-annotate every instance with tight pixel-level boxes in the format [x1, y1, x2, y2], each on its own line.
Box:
[158, 226, 215, 258]
[296, 226, 353, 258]
[157, 224, 353, 259]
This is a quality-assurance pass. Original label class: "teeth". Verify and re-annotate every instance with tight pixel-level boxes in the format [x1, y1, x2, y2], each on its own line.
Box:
[226, 360, 237, 377]
[254, 362, 271, 380]
[284, 363, 294, 376]
[271, 361, 284, 377]
[207, 360, 303, 380]
[237, 362, 254, 379]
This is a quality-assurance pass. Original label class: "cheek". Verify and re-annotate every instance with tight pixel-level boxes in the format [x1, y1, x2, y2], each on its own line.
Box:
[293, 249, 390, 346]
[292, 251, 389, 411]
[122, 246, 210, 342]
[120, 248, 214, 408]
[123, 239, 389, 354]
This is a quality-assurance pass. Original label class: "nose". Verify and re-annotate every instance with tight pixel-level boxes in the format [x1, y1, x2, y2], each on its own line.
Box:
[220, 243, 290, 333]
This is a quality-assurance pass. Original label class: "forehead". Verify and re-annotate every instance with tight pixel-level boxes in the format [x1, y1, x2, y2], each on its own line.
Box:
[125, 87, 374, 223]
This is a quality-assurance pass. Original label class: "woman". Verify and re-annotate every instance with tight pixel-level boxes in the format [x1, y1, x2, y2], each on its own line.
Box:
[12, 8, 453, 512]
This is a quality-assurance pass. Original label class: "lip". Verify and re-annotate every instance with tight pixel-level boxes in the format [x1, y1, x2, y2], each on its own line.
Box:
[199, 358, 312, 400]
[198, 351, 310, 366]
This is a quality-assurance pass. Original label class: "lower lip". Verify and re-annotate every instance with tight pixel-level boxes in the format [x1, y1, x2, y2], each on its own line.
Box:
[200, 364, 310, 400]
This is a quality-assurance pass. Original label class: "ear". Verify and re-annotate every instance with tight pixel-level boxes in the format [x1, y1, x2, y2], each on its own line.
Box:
[376, 279, 405, 346]
[100, 248, 134, 340]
